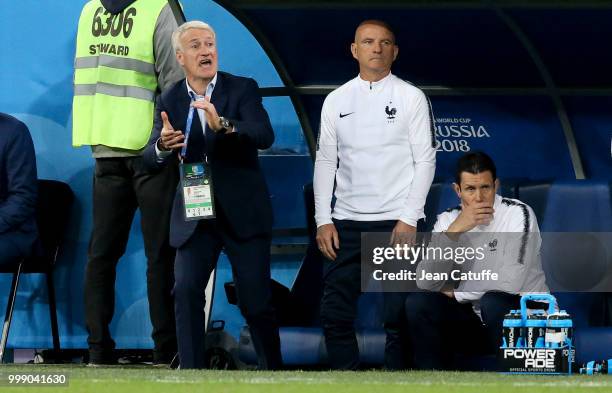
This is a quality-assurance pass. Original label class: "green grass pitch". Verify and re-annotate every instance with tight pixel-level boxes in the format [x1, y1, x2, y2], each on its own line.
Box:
[1, 365, 612, 392]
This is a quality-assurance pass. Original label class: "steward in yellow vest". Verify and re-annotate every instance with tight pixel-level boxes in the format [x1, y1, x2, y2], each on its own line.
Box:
[73, 0, 182, 152]
[73, 0, 183, 366]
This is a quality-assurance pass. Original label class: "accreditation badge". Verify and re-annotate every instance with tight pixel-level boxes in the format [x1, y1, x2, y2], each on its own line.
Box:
[180, 162, 215, 220]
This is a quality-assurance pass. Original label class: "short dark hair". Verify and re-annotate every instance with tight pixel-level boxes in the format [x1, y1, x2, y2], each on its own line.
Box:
[354, 19, 396, 43]
[454, 152, 497, 184]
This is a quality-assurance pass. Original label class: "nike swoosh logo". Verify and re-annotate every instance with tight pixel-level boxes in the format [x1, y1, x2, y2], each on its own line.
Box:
[339, 112, 354, 118]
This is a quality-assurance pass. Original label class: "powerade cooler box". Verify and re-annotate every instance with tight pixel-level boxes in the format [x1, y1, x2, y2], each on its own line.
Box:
[498, 294, 575, 374]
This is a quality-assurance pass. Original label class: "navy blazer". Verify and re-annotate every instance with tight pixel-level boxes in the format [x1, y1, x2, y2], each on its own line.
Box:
[0, 113, 38, 255]
[143, 72, 274, 247]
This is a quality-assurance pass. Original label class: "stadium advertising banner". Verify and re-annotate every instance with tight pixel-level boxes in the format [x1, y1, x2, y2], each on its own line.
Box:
[430, 96, 576, 181]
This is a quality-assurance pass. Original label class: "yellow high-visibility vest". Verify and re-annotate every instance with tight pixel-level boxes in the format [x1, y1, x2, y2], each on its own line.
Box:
[72, 0, 167, 149]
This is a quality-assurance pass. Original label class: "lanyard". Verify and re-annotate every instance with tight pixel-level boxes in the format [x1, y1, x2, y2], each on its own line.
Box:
[180, 91, 209, 164]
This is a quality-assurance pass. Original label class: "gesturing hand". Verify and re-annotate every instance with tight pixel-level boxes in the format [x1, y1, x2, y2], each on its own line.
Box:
[159, 111, 185, 151]
[191, 96, 225, 132]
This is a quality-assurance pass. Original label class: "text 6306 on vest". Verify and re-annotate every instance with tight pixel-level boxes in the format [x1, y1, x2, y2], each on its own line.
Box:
[91, 6, 136, 38]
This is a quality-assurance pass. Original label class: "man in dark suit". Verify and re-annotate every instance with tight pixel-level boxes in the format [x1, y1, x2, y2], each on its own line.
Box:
[0, 113, 38, 267]
[143, 21, 281, 370]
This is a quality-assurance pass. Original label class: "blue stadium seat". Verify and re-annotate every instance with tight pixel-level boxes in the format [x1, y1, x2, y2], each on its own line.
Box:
[259, 155, 313, 231]
[574, 328, 612, 364]
[518, 180, 612, 232]
[519, 180, 612, 363]
[424, 183, 458, 231]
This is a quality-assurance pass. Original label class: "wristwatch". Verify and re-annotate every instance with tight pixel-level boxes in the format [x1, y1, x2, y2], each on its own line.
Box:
[218, 116, 232, 133]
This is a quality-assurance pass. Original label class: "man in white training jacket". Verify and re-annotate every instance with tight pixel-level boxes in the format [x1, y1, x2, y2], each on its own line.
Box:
[407, 151, 549, 369]
[314, 19, 436, 370]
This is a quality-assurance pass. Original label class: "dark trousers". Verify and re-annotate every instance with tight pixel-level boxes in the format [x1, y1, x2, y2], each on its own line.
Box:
[320, 219, 409, 370]
[405, 291, 521, 370]
[84, 157, 178, 361]
[173, 213, 281, 370]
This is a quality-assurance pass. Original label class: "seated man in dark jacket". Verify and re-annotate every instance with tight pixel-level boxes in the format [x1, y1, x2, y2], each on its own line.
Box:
[0, 113, 38, 265]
